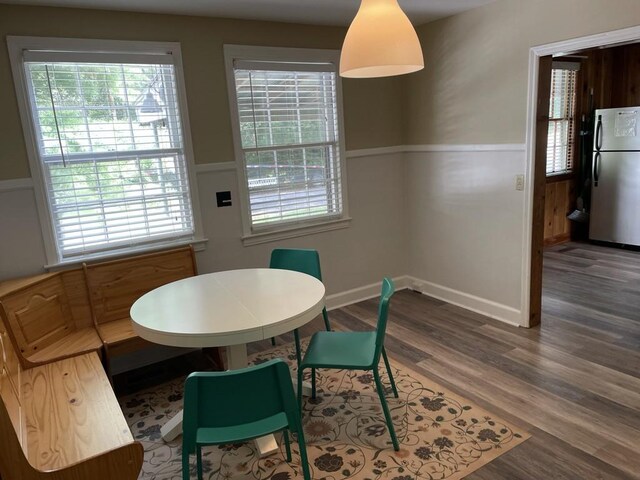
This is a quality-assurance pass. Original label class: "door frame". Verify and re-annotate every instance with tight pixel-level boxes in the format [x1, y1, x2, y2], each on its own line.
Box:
[521, 25, 640, 328]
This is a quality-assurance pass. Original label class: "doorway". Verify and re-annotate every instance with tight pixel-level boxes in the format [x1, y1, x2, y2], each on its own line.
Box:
[523, 26, 640, 328]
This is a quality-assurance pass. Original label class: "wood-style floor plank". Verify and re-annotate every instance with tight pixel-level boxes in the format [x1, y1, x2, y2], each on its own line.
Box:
[238, 242, 640, 478]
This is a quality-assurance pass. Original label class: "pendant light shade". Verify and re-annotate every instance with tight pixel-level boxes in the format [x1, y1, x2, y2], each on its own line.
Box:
[340, 0, 424, 78]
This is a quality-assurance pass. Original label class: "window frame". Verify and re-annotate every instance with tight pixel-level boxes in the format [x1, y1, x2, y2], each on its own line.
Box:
[223, 45, 350, 246]
[8, 36, 206, 267]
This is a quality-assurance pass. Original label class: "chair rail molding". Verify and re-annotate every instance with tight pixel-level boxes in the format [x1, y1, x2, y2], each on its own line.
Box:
[404, 144, 526, 153]
[0, 178, 34, 192]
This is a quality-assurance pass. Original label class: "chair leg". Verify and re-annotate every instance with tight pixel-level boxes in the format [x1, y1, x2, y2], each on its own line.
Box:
[322, 307, 331, 331]
[196, 446, 203, 480]
[271, 337, 276, 346]
[297, 366, 304, 411]
[182, 450, 190, 480]
[283, 429, 292, 462]
[374, 368, 400, 451]
[296, 419, 312, 480]
[311, 367, 316, 399]
[294, 329, 302, 367]
[381, 347, 398, 398]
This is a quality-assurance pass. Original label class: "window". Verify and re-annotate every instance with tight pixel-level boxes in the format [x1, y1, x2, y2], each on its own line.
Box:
[225, 46, 349, 244]
[8, 37, 202, 264]
[547, 63, 579, 175]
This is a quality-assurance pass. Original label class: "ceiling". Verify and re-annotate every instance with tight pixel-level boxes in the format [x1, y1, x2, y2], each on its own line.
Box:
[3, 0, 497, 26]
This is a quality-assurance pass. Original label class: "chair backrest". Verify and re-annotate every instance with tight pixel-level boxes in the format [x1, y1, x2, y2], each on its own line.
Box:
[269, 248, 323, 281]
[182, 359, 299, 455]
[374, 277, 396, 360]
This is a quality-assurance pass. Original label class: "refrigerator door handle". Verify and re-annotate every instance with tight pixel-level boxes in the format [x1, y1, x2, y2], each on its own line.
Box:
[595, 115, 603, 151]
[593, 151, 601, 187]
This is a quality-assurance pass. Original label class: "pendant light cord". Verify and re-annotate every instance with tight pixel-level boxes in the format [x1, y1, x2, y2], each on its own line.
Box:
[45, 65, 67, 167]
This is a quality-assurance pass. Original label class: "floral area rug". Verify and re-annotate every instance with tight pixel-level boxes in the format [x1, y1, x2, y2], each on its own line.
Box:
[119, 341, 530, 480]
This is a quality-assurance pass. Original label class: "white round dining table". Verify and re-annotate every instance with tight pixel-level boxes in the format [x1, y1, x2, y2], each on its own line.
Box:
[130, 268, 325, 454]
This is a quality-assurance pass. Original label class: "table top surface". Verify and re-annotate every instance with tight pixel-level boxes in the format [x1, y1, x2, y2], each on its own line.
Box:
[130, 268, 326, 348]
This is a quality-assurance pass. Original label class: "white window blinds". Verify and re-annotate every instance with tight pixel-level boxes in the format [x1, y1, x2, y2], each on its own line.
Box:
[547, 66, 578, 175]
[23, 54, 194, 259]
[233, 63, 343, 229]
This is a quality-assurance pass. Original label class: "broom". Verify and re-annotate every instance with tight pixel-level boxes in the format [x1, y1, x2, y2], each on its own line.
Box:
[567, 90, 593, 224]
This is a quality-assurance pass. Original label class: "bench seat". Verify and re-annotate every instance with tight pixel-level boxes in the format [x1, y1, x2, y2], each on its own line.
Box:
[96, 318, 138, 346]
[26, 327, 103, 365]
[21, 352, 140, 472]
[0, 310, 143, 479]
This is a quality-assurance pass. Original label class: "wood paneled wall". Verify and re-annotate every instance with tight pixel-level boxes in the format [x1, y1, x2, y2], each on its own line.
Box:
[544, 179, 575, 246]
[579, 43, 640, 114]
[611, 45, 640, 107]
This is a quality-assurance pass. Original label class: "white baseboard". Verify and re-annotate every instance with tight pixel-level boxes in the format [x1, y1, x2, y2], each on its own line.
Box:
[405, 276, 522, 327]
[325, 275, 411, 311]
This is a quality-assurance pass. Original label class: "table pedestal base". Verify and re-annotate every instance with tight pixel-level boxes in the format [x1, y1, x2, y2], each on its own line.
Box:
[292, 377, 313, 397]
[160, 410, 184, 442]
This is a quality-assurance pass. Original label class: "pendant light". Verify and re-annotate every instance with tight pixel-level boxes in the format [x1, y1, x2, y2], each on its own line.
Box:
[340, 0, 424, 78]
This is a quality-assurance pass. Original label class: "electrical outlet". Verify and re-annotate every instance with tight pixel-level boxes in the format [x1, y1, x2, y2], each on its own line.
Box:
[515, 174, 525, 191]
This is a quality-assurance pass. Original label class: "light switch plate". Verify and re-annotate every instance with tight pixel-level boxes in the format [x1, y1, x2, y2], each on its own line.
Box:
[515, 174, 525, 191]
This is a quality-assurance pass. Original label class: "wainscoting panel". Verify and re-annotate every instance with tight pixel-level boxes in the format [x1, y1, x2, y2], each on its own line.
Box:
[404, 146, 526, 326]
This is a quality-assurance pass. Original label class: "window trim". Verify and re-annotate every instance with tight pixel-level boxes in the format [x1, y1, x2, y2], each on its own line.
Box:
[546, 61, 579, 177]
[7, 36, 206, 266]
[223, 44, 350, 245]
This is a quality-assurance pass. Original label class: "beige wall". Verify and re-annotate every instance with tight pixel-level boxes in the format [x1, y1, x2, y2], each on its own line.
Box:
[405, 0, 640, 145]
[0, 4, 404, 180]
[0, 4, 408, 305]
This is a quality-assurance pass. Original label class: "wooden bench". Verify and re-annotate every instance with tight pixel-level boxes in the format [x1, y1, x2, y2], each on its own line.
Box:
[0, 314, 143, 479]
[83, 246, 198, 374]
[0, 270, 103, 369]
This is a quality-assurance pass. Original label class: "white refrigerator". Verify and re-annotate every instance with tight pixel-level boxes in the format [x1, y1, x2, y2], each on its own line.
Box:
[589, 106, 640, 247]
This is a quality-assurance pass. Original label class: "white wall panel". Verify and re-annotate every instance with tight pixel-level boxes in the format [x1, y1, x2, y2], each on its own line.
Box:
[405, 147, 526, 320]
[0, 187, 47, 279]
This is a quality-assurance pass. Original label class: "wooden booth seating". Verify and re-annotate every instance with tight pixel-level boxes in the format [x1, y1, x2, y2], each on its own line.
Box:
[0, 314, 143, 480]
[0, 270, 103, 369]
[83, 246, 198, 373]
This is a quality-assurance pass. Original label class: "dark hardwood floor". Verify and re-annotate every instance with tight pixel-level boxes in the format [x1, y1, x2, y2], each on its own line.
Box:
[249, 241, 640, 479]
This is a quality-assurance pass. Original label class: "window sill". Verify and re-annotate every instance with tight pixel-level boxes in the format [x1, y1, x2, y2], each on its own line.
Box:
[45, 237, 208, 270]
[241, 217, 352, 247]
[546, 171, 575, 183]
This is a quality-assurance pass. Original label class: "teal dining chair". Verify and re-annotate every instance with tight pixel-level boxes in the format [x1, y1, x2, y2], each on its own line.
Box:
[269, 248, 331, 365]
[182, 359, 311, 480]
[297, 277, 400, 451]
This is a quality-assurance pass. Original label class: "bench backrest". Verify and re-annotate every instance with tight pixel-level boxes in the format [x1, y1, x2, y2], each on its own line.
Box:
[0, 273, 80, 359]
[84, 246, 197, 326]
